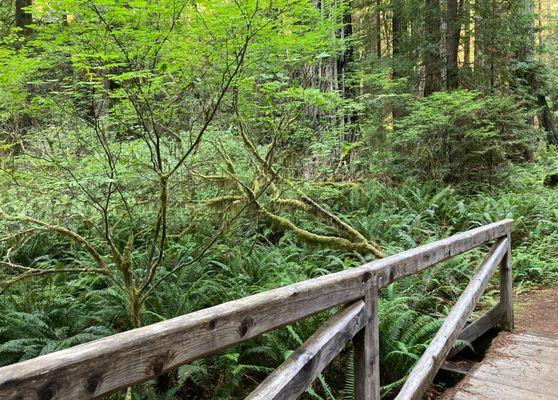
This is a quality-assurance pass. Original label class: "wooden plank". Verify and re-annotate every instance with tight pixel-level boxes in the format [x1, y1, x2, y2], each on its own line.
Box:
[450, 377, 556, 400]
[510, 331, 558, 346]
[445, 331, 558, 400]
[371, 220, 512, 287]
[472, 358, 558, 397]
[0, 220, 513, 400]
[492, 341, 558, 366]
[490, 333, 558, 366]
[499, 232, 513, 330]
[245, 300, 366, 400]
[353, 282, 380, 400]
[394, 237, 509, 400]
[447, 303, 504, 358]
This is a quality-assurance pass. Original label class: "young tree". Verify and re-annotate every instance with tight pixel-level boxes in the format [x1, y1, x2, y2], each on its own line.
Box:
[0, 0, 311, 330]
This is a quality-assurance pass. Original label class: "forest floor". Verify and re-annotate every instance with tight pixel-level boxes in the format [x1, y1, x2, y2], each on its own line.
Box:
[514, 286, 558, 334]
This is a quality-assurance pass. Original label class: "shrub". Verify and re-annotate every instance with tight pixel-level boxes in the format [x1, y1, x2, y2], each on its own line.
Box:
[393, 90, 540, 184]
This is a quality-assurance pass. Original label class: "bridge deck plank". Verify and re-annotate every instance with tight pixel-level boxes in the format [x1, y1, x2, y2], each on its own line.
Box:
[443, 332, 558, 400]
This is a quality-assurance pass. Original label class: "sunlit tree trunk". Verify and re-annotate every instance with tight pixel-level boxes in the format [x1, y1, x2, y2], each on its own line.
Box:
[375, 0, 382, 58]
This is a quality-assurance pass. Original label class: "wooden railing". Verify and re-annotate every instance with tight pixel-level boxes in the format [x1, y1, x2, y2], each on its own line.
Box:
[0, 219, 514, 400]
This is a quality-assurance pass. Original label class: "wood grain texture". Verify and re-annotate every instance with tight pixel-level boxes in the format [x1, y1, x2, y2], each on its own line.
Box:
[0, 220, 513, 400]
[450, 377, 556, 400]
[444, 332, 558, 400]
[353, 283, 380, 400]
[499, 232, 514, 330]
[246, 300, 366, 400]
[395, 237, 509, 400]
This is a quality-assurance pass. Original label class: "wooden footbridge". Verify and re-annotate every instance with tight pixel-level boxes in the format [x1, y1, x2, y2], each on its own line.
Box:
[0, 219, 553, 400]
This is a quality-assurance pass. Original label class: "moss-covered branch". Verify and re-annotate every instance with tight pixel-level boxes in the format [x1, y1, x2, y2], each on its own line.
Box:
[234, 123, 384, 257]
[0, 213, 113, 275]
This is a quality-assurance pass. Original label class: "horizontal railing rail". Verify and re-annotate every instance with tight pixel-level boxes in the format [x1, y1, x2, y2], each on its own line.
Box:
[0, 219, 514, 400]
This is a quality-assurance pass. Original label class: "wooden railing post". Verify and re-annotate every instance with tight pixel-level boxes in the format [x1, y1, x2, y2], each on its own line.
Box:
[499, 232, 514, 330]
[353, 279, 380, 400]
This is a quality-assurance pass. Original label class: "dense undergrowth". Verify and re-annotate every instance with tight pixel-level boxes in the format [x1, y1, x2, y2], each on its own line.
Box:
[1, 152, 557, 399]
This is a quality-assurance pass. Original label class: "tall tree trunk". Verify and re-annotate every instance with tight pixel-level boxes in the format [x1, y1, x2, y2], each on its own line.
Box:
[517, 0, 535, 123]
[376, 0, 382, 58]
[424, 0, 442, 95]
[463, 0, 471, 70]
[338, 4, 354, 105]
[538, 0, 543, 52]
[518, 0, 557, 144]
[392, 0, 403, 75]
[392, 0, 407, 119]
[307, 0, 339, 131]
[522, 0, 535, 62]
[446, 0, 461, 89]
[15, 0, 32, 34]
[338, 2, 357, 148]
[473, 0, 481, 71]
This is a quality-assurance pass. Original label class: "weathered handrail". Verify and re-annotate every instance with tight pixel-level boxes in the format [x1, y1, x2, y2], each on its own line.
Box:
[0, 219, 514, 400]
[395, 236, 510, 400]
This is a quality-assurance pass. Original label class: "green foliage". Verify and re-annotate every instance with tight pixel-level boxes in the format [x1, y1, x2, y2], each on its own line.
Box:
[0, 275, 116, 365]
[393, 90, 540, 183]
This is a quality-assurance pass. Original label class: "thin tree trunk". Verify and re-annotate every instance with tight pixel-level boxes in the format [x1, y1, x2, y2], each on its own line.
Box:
[338, 2, 357, 148]
[338, 4, 354, 106]
[523, 0, 535, 62]
[538, 0, 542, 51]
[392, 0, 403, 74]
[424, 0, 442, 95]
[392, 0, 407, 118]
[446, 0, 461, 89]
[463, 0, 471, 70]
[473, 0, 483, 72]
[376, 0, 382, 58]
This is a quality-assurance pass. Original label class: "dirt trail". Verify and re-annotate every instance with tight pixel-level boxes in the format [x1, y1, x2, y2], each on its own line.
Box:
[514, 286, 558, 334]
